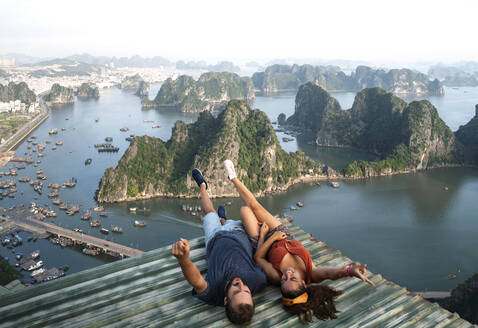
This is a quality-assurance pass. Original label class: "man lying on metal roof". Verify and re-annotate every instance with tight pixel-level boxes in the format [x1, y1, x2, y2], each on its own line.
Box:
[171, 168, 267, 325]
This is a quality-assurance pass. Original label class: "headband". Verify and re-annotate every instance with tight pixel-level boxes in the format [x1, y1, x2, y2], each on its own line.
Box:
[282, 292, 308, 307]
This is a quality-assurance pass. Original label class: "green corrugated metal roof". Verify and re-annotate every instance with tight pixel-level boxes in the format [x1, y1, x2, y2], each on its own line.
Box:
[0, 223, 476, 328]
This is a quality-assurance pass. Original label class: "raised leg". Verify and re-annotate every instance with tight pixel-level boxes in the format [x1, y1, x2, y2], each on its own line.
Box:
[231, 177, 281, 230]
[240, 206, 261, 239]
[200, 184, 215, 214]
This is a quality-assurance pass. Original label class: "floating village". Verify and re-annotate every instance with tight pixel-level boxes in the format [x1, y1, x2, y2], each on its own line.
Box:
[0, 123, 156, 286]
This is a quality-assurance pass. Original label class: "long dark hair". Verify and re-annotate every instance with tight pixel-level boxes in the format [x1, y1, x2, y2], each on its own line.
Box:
[283, 284, 342, 323]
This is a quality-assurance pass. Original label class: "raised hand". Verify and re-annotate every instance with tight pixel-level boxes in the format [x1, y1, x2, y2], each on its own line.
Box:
[172, 238, 190, 263]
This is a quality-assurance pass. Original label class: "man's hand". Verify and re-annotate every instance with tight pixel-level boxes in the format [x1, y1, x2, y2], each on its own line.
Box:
[349, 263, 375, 286]
[172, 238, 190, 263]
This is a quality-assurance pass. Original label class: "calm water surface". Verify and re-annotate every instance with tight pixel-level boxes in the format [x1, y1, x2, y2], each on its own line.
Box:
[1, 86, 477, 291]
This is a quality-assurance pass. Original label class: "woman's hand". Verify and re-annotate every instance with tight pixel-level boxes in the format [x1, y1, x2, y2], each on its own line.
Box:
[272, 230, 286, 241]
[349, 263, 375, 286]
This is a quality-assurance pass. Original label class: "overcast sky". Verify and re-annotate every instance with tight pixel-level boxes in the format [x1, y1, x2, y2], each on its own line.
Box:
[1, 0, 477, 64]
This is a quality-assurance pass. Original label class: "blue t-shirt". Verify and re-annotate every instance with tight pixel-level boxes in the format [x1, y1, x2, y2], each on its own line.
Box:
[193, 230, 267, 306]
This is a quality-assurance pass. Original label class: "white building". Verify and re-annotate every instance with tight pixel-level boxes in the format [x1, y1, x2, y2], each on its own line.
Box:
[0, 56, 15, 67]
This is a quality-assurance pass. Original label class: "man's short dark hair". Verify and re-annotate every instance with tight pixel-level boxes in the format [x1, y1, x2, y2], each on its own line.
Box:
[225, 302, 254, 324]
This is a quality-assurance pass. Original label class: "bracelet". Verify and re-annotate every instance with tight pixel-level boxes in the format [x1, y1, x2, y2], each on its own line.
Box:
[344, 264, 353, 277]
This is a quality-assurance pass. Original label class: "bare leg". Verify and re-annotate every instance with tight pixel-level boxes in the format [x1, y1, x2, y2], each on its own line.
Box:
[200, 184, 215, 214]
[231, 178, 281, 229]
[240, 206, 261, 239]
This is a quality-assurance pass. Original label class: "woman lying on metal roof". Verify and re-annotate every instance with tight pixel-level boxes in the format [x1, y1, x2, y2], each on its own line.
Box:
[223, 160, 375, 323]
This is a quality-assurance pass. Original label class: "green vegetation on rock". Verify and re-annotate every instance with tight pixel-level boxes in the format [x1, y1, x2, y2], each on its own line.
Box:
[97, 100, 322, 202]
[0, 256, 22, 286]
[438, 273, 478, 324]
[455, 105, 478, 164]
[286, 83, 462, 178]
[44, 83, 75, 104]
[253, 64, 443, 96]
[0, 82, 36, 104]
[142, 72, 255, 112]
[76, 83, 99, 98]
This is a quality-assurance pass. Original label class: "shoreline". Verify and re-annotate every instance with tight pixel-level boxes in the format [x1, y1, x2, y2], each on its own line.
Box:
[0, 96, 50, 154]
[97, 162, 476, 203]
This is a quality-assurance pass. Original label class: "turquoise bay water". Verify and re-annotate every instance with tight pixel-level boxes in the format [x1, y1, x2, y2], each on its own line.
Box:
[1, 86, 477, 291]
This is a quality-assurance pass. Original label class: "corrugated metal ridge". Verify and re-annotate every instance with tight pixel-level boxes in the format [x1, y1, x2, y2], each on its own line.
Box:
[0, 223, 476, 328]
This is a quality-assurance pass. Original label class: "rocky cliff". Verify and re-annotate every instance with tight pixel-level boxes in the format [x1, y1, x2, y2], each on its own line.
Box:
[438, 274, 478, 324]
[141, 72, 255, 113]
[455, 105, 478, 165]
[0, 82, 36, 104]
[285, 83, 462, 177]
[44, 83, 74, 104]
[76, 83, 99, 99]
[97, 100, 327, 202]
[121, 74, 150, 97]
[442, 73, 478, 87]
[134, 81, 149, 98]
[252, 64, 443, 96]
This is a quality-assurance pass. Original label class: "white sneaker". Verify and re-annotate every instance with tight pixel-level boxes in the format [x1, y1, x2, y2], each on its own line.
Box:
[223, 160, 237, 180]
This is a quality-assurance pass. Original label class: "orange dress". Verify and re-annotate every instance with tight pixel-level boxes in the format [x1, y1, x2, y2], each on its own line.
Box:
[268, 239, 313, 283]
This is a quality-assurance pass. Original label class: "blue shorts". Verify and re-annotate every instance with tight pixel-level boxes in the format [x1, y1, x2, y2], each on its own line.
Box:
[203, 212, 245, 248]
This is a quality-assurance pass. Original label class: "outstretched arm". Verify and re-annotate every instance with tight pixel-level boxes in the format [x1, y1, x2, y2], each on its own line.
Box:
[172, 238, 208, 293]
[253, 225, 284, 284]
[311, 263, 375, 286]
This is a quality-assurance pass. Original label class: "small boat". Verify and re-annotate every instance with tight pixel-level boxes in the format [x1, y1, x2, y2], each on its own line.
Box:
[119, 127, 129, 132]
[93, 206, 104, 212]
[152, 125, 160, 128]
[56, 141, 63, 146]
[64, 177, 77, 188]
[48, 128, 58, 135]
[90, 219, 101, 227]
[85, 158, 92, 165]
[99, 213, 108, 218]
[100, 228, 109, 234]
[48, 191, 59, 198]
[95, 118, 99, 122]
[448, 274, 457, 279]
[296, 202, 304, 207]
[31, 268, 46, 277]
[290, 206, 297, 211]
[328, 181, 340, 188]
[81, 210, 92, 220]
[129, 207, 136, 213]
[27, 260, 43, 271]
[15, 253, 22, 260]
[134, 220, 146, 227]
[105, 137, 113, 142]
[143, 120, 154, 123]
[61, 128, 66, 131]
[112, 226, 123, 233]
